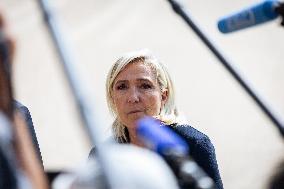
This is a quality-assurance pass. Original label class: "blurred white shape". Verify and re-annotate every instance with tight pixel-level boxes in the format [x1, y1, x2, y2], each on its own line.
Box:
[53, 144, 179, 189]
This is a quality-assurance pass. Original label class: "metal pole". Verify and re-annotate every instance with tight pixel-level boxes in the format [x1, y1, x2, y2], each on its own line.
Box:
[36, 0, 115, 188]
[167, 0, 284, 137]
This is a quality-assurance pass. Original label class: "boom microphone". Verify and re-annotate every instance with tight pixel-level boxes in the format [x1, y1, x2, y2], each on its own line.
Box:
[137, 117, 216, 189]
[217, 0, 284, 33]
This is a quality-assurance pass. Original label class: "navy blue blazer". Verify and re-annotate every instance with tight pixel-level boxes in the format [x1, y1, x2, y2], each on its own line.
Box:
[169, 124, 223, 189]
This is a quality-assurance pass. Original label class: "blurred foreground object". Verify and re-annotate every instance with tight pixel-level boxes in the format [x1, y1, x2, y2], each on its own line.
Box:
[268, 160, 284, 189]
[53, 144, 179, 189]
[0, 9, 48, 189]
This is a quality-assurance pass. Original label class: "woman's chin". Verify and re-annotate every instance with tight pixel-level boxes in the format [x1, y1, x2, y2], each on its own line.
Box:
[127, 112, 146, 124]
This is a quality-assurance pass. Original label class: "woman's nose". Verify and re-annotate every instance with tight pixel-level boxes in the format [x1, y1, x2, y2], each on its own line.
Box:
[127, 88, 140, 103]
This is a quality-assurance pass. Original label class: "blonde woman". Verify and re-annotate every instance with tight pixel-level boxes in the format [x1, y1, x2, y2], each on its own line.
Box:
[90, 49, 223, 188]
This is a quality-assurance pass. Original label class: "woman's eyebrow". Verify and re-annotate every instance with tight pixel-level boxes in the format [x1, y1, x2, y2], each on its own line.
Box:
[136, 78, 152, 83]
[114, 80, 128, 85]
[113, 78, 153, 86]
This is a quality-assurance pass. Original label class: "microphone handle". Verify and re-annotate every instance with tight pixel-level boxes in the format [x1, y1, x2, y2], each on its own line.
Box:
[162, 150, 216, 189]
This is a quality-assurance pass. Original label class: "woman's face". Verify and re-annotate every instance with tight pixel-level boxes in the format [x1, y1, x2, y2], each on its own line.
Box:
[111, 61, 167, 129]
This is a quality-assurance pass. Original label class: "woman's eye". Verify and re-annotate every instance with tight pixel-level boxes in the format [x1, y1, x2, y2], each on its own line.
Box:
[140, 83, 152, 89]
[116, 84, 127, 90]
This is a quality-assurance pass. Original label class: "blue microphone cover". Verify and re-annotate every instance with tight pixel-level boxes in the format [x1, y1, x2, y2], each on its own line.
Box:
[218, 0, 279, 33]
[137, 117, 189, 155]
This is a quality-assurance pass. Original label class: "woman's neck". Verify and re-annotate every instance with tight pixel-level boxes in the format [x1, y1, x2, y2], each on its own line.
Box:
[127, 127, 144, 147]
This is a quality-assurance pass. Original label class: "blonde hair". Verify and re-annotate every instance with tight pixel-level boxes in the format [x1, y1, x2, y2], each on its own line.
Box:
[106, 49, 181, 141]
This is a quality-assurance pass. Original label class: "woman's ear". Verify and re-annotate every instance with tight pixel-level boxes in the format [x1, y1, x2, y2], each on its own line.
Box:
[161, 89, 168, 105]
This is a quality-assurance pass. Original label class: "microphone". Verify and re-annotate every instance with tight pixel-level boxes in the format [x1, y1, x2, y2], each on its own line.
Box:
[137, 117, 189, 156]
[137, 117, 216, 189]
[217, 0, 283, 33]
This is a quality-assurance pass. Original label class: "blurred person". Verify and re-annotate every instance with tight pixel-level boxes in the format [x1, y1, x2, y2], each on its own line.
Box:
[89, 49, 223, 188]
[0, 10, 48, 189]
[268, 160, 284, 189]
[0, 9, 42, 163]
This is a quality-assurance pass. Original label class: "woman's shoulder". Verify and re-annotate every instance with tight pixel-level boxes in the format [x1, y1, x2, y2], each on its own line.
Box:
[169, 124, 210, 142]
[169, 124, 216, 160]
[171, 124, 223, 189]
[168, 123, 216, 154]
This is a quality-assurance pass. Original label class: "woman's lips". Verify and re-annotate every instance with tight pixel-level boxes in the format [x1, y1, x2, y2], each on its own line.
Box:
[128, 110, 143, 114]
